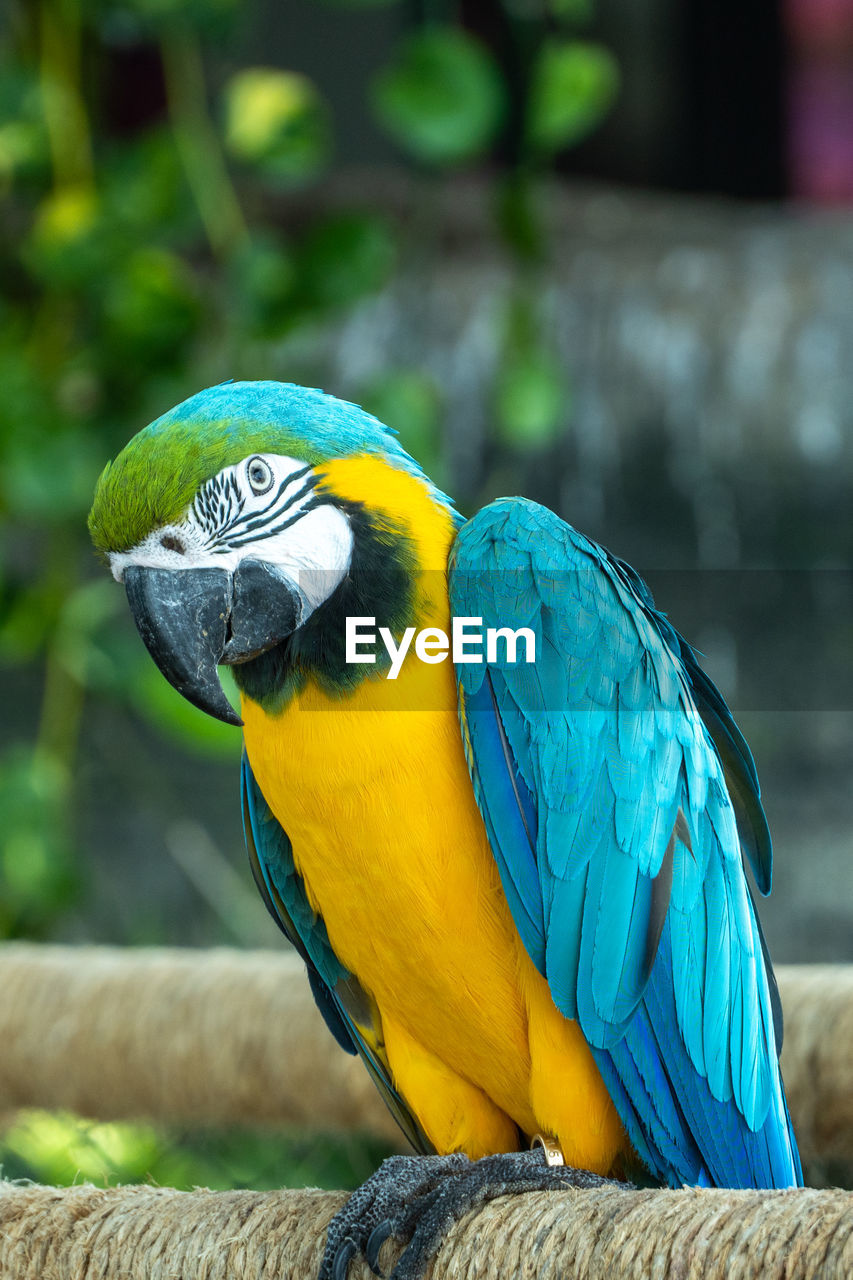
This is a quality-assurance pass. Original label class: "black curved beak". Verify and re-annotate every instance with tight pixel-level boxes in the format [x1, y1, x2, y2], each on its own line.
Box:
[124, 561, 303, 727]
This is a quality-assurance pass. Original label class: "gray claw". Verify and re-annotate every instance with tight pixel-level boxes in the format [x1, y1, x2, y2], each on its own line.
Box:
[365, 1220, 393, 1275]
[333, 1237, 357, 1280]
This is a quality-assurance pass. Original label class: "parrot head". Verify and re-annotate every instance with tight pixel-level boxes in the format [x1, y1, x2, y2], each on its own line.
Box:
[89, 380, 458, 723]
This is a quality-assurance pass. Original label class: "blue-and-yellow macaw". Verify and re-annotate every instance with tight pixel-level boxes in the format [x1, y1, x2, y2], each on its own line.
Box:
[89, 380, 801, 1274]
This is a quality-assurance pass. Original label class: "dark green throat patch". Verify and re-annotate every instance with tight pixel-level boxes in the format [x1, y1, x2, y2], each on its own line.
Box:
[231, 501, 421, 713]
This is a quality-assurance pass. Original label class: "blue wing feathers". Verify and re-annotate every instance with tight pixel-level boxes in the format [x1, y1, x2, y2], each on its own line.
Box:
[305, 966, 359, 1055]
[464, 677, 544, 964]
[543, 869, 587, 1019]
[451, 496, 801, 1188]
[616, 554, 772, 894]
[598, 919, 799, 1189]
[645, 920, 798, 1187]
[241, 754, 354, 1053]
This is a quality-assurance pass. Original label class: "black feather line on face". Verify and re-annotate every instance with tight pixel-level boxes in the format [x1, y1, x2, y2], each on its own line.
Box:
[223, 475, 319, 546]
[193, 466, 317, 549]
[217, 465, 313, 541]
[194, 472, 244, 537]
[231, 499, 419, 710]
[213, 493, 324, 554]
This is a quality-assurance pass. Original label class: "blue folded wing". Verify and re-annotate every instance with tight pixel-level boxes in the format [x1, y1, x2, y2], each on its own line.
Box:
[449, 497, 801, 1188]
[241, 753, 433, 1153]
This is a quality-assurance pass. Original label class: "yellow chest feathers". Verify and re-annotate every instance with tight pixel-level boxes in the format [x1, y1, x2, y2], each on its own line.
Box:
[238, 456, 627, 1170]
[238, 453, 520, 1038]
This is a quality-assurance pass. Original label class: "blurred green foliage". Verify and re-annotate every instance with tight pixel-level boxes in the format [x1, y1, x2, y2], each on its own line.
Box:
[224, 68, 332, 180]
[0, 1109, 395, 1192]
[526, 38, 619, 155]
[0, 0, 616, 1191]
[371, 28, 506, 165]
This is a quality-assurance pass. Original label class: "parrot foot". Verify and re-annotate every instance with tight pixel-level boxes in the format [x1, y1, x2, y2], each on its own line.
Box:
[318, 1146, 619, 1280]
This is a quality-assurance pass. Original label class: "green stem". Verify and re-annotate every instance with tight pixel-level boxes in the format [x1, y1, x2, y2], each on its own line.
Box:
[38, 0, 94, 190]
[34, 537, 85, 781]
[35, 643, 84, 781]
[160, 23, 249, 260]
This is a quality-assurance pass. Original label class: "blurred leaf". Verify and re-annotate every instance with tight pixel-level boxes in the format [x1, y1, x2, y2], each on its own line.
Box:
[72, 614, 148, 695]
[371, 28, 505, 165]
[102, 247, 201, 365]
[0, 747, 77, 928]
[23, 188, 116, 288]
[0, 121, 48, 190]
[296, 212, 396, 310]
[526, 38, 619, 156]
[130, 660, 242, 759]
[0, 345, 55, 441]
[230, 235, 296, 336]
[56, 365, 103, 420]
[316, 0, 397, 7]
[101, 130, 189, 237]
[0, 64, 50, 188]
[32, 184, 98, 243]
[495, 349, 569, 447]
[224, 68, 331, 182]
[118, 0, 239, 25]
[54, 579, 124, 686]
[2, 428, 105, 522]
[496, 173, 545, 262]
[0, 585, 61, 662]
[2, 1112, 162, 1186]
[2, 829, 57, 901]
[548, 0, 596, 22]
[359, 370, 442, 475]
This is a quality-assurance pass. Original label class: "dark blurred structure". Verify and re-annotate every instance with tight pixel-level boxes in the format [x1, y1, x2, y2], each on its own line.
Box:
[243, 0, 789, 198]
[550, 0, 788, 199]
[99, 0, 790, 199]
[786, 0, 853, 201]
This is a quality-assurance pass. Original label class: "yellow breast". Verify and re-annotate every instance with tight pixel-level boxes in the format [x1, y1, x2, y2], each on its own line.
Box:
[242, 614, 534, 1094]
[240, 455, 628, 1170]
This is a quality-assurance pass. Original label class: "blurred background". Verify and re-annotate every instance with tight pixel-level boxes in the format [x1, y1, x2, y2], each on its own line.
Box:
[1, 0, 852, 1194]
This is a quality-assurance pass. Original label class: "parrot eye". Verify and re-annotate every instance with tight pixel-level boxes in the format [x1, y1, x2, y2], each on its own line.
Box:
[246, 456, 274, 495]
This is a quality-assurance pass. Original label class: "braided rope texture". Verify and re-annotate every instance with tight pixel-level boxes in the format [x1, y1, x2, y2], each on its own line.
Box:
[0, 1182, 851, 1279]
[0, 944, 398, 1138]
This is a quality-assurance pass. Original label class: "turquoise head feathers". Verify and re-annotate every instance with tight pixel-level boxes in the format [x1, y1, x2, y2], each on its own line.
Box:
[89, 379, 447, 554]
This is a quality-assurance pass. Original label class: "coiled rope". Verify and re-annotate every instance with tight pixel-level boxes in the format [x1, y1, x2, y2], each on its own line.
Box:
[0, 946, 851, 1277]
[0, 1181, 850, 1279]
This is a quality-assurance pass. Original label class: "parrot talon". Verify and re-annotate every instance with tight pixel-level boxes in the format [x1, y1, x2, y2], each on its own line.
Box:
[332, 1237, 357, 1280]
[365, 1221, 394, 1275]
[319, 1148, 623, 1280]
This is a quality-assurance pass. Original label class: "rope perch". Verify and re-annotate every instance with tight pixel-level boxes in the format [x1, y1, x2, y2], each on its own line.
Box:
[0, 945, 850, 1162]
[0, 944, 398, 1140]
[0, 1180, 850, 1279]
[0, 948, 852, 1277]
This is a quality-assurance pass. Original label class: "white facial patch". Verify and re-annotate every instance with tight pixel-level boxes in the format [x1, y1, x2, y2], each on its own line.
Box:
[109, 454, 353, 623]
